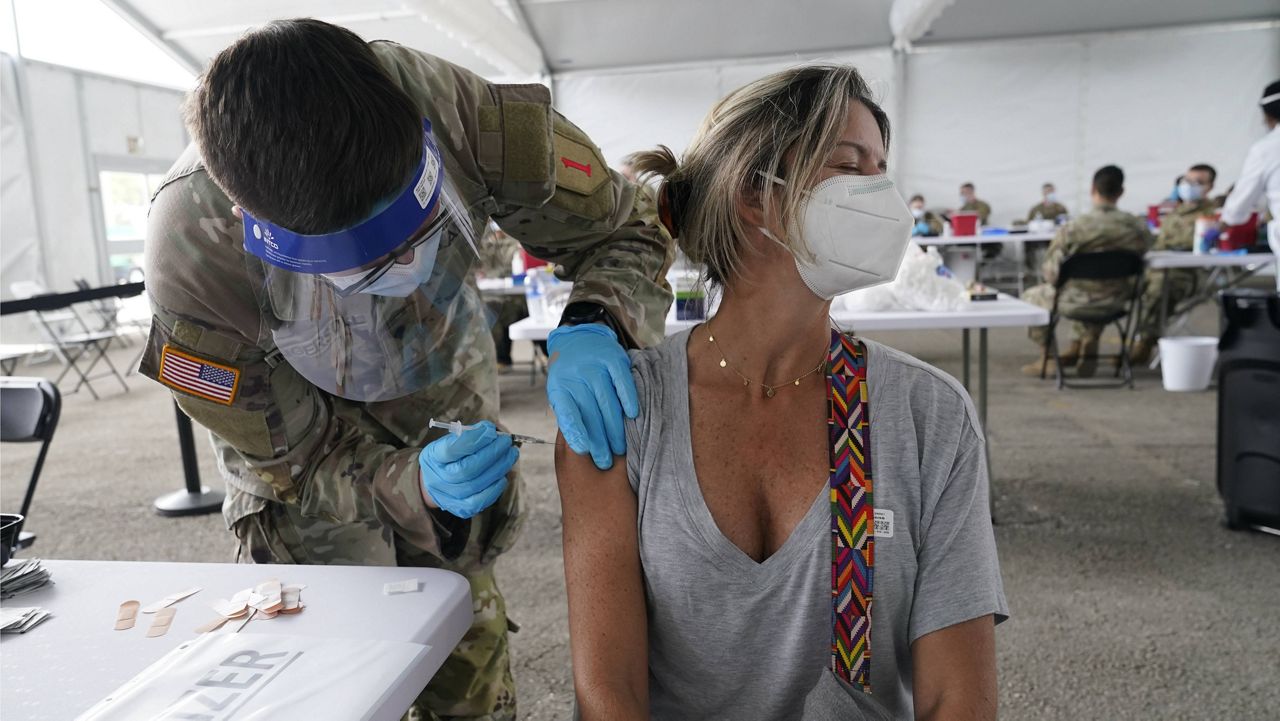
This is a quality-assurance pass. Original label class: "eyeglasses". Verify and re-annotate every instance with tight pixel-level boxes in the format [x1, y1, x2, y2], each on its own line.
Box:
[327, 209, 453, 298]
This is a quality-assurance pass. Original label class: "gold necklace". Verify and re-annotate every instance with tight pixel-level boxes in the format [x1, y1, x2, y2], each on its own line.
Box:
[705, 319, 828, 398]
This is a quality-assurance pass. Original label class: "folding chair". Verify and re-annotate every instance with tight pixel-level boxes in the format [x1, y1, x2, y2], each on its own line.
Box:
[73, 278, 133, 347]
[1039, 250, 1145, 390]
[0, 377, 61, 552]
[9, 281, 129, 399]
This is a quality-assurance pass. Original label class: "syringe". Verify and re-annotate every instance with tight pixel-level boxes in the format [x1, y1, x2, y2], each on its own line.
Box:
[429, 418, 551, 446]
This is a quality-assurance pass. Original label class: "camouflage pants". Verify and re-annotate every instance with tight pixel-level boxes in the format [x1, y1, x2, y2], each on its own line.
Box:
[231, 491, 517, 721]
[1023, 283, 1113, 347]
[1136, 268, 1199, 340]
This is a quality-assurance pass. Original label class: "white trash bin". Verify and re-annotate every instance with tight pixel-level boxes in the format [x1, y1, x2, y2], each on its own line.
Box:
[1157, 336, 1218, 392]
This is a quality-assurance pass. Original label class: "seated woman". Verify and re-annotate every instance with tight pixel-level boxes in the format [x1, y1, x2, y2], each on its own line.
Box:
[555, 65, 1008, 721]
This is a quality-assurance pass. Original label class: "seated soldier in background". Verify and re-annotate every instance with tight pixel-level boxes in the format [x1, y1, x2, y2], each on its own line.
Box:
[1027, 182, 1069, 222]
[1023, 165, 1154, 377]
[909, 194, 944, 236]
[1132, 163, 1218, 363]
[475, 224, 530, 369]
[958, 181, 992, 224]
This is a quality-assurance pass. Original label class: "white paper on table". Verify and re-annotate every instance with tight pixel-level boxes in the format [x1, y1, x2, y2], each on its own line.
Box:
[141, 587, 202, 614]
[383, 579, 421, 595]
[76, 632, 430, 720]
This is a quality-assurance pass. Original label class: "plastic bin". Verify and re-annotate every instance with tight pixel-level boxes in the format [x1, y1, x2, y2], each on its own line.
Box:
[951, 212, 979, 236]
[1157, 336, 1217, 391]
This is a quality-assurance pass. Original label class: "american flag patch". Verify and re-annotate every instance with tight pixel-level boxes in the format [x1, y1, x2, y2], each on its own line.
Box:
[158, 345, 240, 406]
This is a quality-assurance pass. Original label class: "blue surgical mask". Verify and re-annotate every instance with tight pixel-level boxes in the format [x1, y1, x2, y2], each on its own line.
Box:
[1176, 181, 1204, 203]
[1045, 192, 1058, 203]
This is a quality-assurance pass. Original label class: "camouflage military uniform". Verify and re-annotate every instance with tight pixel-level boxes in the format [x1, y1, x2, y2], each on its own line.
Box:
[914, 211, 944, 237]
[961, 199, 992, 225]
[1136, 198, 1217, 340]
[476, 228, 528, 366]
[1027, 200, 1069, 222]
[1024, 203, 1153, 345]
[140, 41, 673, 721]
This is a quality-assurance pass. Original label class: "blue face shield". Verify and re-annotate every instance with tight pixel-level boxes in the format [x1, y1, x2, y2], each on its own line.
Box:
[241, 118, 445, 274]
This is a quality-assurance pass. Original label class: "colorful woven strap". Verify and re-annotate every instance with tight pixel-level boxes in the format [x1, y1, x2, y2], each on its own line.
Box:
[827, 329, 874, 692]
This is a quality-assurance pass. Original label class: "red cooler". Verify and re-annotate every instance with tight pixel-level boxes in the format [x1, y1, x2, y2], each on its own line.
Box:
[951, 212, 979, 236]
[1221, 213, 1259, 252]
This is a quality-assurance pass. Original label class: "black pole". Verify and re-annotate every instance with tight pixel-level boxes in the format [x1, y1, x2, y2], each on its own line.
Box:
[153, 402, 224, 517]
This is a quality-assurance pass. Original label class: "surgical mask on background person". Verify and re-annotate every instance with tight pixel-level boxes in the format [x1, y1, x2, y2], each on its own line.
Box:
[1045, 192, 1058, 203]
[911, 206, 925, 219]
[1177, 181, 1204, 202]
[759, 172, 914, 299]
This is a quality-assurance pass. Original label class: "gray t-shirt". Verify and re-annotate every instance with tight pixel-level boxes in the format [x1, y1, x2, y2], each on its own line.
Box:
[624, 330, 1009, 721]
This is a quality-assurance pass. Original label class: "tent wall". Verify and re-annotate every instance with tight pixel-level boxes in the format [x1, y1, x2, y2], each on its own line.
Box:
[902, 22, 1280, 225]
[2, 56, 187, 342]
[553, 21, 1279, 226]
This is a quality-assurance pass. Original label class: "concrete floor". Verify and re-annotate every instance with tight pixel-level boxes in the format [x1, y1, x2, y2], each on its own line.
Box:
[2, 304, 1277, 720]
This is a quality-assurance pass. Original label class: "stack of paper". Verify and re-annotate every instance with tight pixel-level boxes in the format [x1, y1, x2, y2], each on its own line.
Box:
[0, 605, 50, 634]
[1, 558, 52, 599]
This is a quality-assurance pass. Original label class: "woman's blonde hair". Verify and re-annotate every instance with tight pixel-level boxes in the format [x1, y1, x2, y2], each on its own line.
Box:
[633, 64, 890, 287]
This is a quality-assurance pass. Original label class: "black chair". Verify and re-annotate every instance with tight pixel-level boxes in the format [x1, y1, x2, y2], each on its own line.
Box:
[0, 377, 61, 552]
[1039, 250, 1145, 390]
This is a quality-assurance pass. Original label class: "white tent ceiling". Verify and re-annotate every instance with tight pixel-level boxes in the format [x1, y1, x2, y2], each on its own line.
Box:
[103, 0, 1280, 79]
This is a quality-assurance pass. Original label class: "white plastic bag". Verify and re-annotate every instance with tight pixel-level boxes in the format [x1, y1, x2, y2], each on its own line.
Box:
[836, 246, 968, 313]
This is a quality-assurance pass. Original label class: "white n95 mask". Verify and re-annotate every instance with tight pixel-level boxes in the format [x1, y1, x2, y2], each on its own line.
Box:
[762, 173, 914, 299]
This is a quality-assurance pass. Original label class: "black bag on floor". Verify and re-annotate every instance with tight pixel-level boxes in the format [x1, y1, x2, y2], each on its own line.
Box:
[1217, 289, 1280, 530]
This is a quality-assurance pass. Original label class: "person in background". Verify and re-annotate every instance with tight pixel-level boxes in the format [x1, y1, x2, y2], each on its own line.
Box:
[1027, 182, 1068, 222]
[1132, 163, 1218, 362]
[475, 224, 530, 369]
[958, 182, 991, 224]
[1022, 166, 1153, 377]
[958, 182, 999, 258]
[910, 194, 944, 236]
[1219, 79, 1280, 289]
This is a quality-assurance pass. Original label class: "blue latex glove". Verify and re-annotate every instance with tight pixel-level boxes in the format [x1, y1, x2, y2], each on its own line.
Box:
[419, 421, 517, 519]
[546, 323, 639, 470]
[913, 220, 930, 236]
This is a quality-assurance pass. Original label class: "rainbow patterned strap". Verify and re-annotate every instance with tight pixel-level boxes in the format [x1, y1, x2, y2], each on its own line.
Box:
[827, 330, 874, 692]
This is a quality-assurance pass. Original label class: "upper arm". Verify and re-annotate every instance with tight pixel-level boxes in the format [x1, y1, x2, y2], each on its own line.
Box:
[911, 615, 997, 721]
[555, 434, 649, 720]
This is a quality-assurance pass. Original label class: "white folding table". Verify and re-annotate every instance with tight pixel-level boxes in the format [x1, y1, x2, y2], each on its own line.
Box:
[0, 560, 472, 721]
[1144, 251, 1277, 332]
[476, 277, 528, 298]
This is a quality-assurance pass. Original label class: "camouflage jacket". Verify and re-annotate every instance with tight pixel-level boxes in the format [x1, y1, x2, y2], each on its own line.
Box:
[1041, 203, 1153, 295]
[1154, 199, 1218, 251]
[961, 199, 992, 225]
[139, 42, 674, 561]
[1027, 201, 1069, 222]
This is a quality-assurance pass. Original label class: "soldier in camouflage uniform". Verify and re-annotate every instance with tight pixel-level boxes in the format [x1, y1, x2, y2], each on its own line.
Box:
[958, 182, 992, 225]
[909, 194, 944, 236]
[1027, 182, 1069, 222]
[1023, 166, 1153, 377]
[140, 20, 672, 721]
[1132, 164, 1218, 362]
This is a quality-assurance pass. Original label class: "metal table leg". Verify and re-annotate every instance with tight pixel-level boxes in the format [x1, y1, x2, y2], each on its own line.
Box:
[979, 328, 996, 522]
[153, 402, 224, 517]
[962, 328, 971, 389]
[1158, 268, 1170, 338]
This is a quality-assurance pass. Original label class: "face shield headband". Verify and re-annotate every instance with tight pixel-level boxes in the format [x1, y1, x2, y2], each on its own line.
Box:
[241, 118, 445, 274]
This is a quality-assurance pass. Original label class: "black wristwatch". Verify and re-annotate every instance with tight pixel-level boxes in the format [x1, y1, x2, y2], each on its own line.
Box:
[559, 301, 624, 338]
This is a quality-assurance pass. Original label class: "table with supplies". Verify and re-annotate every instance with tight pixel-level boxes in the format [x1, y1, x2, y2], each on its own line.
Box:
[1144, 251, 1277, 332]
[0, 560, 472, 720]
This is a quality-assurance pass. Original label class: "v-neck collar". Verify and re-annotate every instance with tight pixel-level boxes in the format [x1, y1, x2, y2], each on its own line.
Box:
[668, 329, 831, 582]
